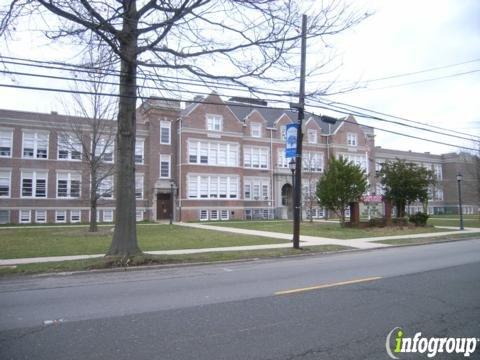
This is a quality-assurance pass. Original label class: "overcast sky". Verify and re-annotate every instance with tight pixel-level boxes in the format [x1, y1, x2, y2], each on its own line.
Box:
[0, 0, 479, 155]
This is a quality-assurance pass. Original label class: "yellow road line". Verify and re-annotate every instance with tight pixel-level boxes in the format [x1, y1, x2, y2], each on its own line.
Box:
[274, 276, 383, 295]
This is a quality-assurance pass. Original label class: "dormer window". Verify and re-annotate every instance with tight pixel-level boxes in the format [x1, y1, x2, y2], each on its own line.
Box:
[307, 129, 317, 144]
[207, 114, 222, 132]
[347, 133, 357, 146]
[251, 123, 261, 137]
[280, 125, 286, 140]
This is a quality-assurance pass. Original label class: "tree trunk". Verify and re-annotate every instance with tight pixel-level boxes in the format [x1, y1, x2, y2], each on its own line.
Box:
[340, 208, 345, 227]
[89, 171, 97, 232]
[107, 7, 141, 256]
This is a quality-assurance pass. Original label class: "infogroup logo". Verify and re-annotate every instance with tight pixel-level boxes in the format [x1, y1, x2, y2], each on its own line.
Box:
[386, 327, 479, 359]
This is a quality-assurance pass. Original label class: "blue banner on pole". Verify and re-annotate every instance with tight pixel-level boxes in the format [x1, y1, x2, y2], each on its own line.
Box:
[285, 123, 299, 158]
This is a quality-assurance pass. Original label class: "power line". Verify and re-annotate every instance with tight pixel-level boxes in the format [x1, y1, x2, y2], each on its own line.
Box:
[0, 55, 296, 98]
[308, 98, 480, 143]
[358, 58, 480, 84]
[305, 103, 478, 151]
[4, 66, 479, 145]
[311, 97, 480, 140]
[0, 81, 477, 152]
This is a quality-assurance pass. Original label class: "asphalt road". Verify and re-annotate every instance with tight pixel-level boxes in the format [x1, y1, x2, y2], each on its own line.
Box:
[1, 239, 479, 359]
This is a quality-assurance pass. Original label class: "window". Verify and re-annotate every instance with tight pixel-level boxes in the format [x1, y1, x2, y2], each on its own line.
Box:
[22, 131, 49, 159]
[200, 209, 208, 221]
[58, 134, 82, 160]
[339, 153, 367, 171]
[55, 210, 66, 223]
[277, 150, 288, 168]
[206, 114, 222, 132]
[434, 164, 442, 180]
[135, 174, 144, 199]
[210, 210, 219, 221]
[302, 152, 324, 172]
[307, 129, 317, 144]
[244, 178, 270, 200]
[35, 210, 46, 223]
[160, 154, 171, 178]
[98, 176, 113, 199]
[280, 125, 286, 140]
[0, 210, 10, 224]
[103, 209, 113, 222]
[94, 136, 114, 163]
[244, 146, 269, 169]
[188, 175, 239, 199]
[136, 210, 144, 222]
[20, 210, 31, 224]
[0, 130, 13, 157]
[347, 133, 357, 146]
[70, 209, 81, 223]
[160, 121, 171, 144]
[220, 210, 229, 221]
[21, 171, 47, 198]
[135, 138, 144, 164]
[0, 170, 11, 197]
[57, 172, 81, 198]
[188, 140, 238, 167]
[251, 123, 261, 137]
[436, 189, 444, 201]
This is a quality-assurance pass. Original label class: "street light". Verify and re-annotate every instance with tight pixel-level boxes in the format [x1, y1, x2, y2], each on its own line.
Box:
[456, 173, 464, 230]
[289, 158, 296, 189]
[170, 180, 175, 225]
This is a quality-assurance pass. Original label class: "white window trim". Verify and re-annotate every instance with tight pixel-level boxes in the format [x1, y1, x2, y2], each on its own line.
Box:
[136, 210, 144, 222]
[160, 121, 171, 145]
[160, 154, 171, 178]
[307, 129, 317, 144]
[187, 175, 239, 200]
[20, 210, 31, 224]
[135, 138, 145, 164]
[347, 133, 358, 147]
[35, 210, 47, 224]
[250, 123, 262, 138]
[93, 136, 114, 163]
[57, 134, 82, 161]
[243, 146, 269, 169]
[135, 174, 144, 199]
[0, 170, 11, 198]
[0, 129, 13, 158]
[98, 175, 114, 199]
[70, 209, 81, 223]
[22, 130, 49, 160]
[21, 170, 48, 198]
[206, 114, 223, 132]
[199, 209, 209, 221]
[103, 209, 114, 223]
[55, 210, 67, 223]
[56, 171, 82, 199]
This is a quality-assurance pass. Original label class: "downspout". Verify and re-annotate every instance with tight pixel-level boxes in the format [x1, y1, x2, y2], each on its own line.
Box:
[270, 128, 274, 219]
[177, 116, 182, 221]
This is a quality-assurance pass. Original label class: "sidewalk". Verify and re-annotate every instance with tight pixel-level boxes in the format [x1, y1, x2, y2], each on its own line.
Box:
[1, 223, 478, 266]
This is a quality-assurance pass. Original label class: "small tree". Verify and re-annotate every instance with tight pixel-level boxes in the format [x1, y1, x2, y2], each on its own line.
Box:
[316, 157, 367, 226]
[54, 48, 116, 232]
[379, 159, 435, 218]
[302, 153, 322, 222]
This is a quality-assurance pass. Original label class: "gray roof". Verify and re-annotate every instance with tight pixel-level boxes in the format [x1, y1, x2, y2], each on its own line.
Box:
[226, 101, 343, 133]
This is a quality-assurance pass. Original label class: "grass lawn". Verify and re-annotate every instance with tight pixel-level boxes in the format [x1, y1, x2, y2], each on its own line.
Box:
[0, 224, 288, 259]
[373, 232, 480, 246]
[0, 244, 351, 276]
[210, 220, 449, 239]
[428, 216, 480, 228]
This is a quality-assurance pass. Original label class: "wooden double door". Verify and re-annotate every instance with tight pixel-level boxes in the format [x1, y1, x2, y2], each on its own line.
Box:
[157, 193, 171, 220]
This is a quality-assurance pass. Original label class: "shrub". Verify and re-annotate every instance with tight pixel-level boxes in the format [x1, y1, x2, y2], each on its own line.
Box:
[409, 212, 429, 227]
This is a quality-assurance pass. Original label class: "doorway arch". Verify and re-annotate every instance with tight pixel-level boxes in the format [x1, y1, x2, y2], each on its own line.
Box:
[281, 183, 293, 219]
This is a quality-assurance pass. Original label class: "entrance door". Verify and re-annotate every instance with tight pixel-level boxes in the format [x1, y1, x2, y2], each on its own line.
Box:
[157, 193, 171, 220]
[281, 184, 293, 219]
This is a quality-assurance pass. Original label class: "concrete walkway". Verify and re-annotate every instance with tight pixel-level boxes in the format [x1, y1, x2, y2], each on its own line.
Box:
[1, 223, 479, 266]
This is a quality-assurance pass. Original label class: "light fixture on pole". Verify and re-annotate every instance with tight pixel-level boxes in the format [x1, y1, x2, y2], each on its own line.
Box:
[289, 158, 296, 189]
[456, 173, 464, 230]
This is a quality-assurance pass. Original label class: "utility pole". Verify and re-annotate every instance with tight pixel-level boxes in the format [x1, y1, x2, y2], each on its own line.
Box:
[292, 14, 307, 249]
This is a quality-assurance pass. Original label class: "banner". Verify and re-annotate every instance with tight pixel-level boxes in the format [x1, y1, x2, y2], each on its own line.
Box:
[285, 123, 299, 158]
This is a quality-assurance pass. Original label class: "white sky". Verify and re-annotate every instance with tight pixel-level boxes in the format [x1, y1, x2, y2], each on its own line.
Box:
[0, 0, 479, 155]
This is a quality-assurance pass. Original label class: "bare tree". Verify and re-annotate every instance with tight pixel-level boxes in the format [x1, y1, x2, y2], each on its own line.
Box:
[0, 0, 369, 257]
[53, 49, 116, 232]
